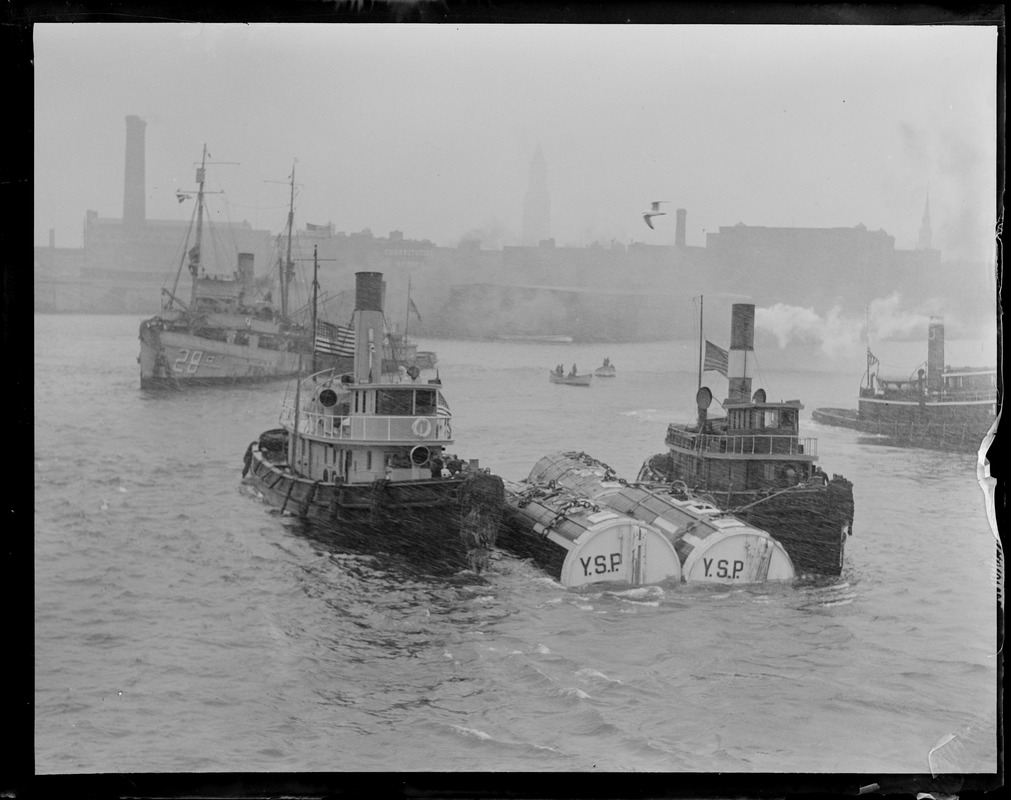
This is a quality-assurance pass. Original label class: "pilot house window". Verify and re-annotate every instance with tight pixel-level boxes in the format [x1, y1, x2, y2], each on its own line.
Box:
[377, 389, 413, 416]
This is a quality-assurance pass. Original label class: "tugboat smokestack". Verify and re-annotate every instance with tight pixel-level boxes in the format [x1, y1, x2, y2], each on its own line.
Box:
[355, 272, 384, 312]
[354, 272, 386, 383]
[727, 303, 755, 403]
[927, 317, 944, 394]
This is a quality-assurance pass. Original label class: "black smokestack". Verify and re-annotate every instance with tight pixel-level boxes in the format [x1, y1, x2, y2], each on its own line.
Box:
[353, 272, 386, 383]
[927, 317, 945, 393]
[123, 115, 146, 229]
[727, 303, 755, 403]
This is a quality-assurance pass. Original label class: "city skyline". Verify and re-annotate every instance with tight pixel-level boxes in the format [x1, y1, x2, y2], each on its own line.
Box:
[35, 23, 997, 262]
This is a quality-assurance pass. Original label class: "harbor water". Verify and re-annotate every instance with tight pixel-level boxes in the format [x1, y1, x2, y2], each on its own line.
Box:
[34, 314, 999, 775]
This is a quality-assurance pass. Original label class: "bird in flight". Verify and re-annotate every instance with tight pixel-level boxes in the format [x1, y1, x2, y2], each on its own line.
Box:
[643, 200, 669, 229]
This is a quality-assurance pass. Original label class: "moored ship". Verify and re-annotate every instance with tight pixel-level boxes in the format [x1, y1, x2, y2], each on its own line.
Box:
[812, 317, 997, 452]
[636, 303, 854, 577]
[138, 149, 309, 389]
[242, 271, 504, 572]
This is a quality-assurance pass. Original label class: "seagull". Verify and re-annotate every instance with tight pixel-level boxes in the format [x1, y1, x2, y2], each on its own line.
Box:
[643, 200, 669, 230]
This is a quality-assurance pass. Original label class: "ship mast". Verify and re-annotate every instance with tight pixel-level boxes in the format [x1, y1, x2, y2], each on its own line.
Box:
[187, 144, 209, 310]
[281, 160, 296, 322]
[311, 245, 320, 373]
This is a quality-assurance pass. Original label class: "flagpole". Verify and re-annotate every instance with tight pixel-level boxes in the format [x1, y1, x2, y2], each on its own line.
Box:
[697, 294, 704, 391]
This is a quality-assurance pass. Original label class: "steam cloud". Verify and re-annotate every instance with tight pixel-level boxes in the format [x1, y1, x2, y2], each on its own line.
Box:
[756, 293, 934, 358]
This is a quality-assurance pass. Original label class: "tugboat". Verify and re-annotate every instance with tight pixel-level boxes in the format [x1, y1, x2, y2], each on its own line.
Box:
[812, 317, 997, 452]
[242, 272, 505, 572]
[139, 150, 313, 389]
[637, 303, 854, 577]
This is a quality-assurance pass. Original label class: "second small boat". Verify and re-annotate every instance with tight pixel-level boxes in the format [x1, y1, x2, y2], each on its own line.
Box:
[593, 358, 616, 378]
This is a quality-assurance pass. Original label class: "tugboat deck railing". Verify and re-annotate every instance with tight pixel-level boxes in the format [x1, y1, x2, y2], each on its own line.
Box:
[666, 426, 817, 459]
[280, 404, 452, 442]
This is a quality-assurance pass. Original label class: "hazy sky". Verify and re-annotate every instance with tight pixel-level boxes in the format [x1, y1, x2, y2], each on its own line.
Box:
[34, 23, 997, 260]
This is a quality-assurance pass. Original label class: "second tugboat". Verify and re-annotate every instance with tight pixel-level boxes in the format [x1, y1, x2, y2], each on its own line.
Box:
[812, 316, 997, 453]
[243, 272, 504, 572]
[637, 302, 854, 577]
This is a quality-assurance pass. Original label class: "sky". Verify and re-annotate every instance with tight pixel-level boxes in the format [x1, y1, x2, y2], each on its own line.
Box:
[34, 23, 998, 262]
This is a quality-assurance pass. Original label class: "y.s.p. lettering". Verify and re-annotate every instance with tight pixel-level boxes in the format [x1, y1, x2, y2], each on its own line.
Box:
[580, 552, 622, 577]
[703, 557, 745, 579]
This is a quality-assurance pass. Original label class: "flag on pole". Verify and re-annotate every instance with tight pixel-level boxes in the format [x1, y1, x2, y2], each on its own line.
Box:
[314, 320, 355, 356]
[703, 340, 729, 376]
[867, 348, 879, 369]
[436, 392, 451, 417]
[408, 297, 423, 323]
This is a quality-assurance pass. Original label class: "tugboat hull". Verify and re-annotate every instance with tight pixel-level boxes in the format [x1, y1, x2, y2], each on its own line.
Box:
[813, 406, 991, 453]
[245, 430, 504, 572]
[639, 452, 852, 577]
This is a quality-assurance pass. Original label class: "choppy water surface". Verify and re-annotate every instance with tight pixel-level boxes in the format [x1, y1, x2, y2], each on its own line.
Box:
[34, 315, 998, 775]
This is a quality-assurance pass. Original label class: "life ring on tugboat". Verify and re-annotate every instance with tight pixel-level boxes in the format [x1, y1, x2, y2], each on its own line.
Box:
[412, 417, 432, 437]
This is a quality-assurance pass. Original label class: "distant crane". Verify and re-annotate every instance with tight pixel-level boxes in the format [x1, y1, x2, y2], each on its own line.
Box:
[643, 200, 669, 230]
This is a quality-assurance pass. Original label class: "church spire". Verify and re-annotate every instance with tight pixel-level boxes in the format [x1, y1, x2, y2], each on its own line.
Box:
[917, 191, 932, 250]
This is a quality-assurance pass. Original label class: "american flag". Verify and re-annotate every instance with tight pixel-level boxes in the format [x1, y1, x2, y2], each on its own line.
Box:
[867, 348, 879, 369]
[703, 340, 729, 377]
[314, 320, 355, 356]
[436, 392, 451, 417]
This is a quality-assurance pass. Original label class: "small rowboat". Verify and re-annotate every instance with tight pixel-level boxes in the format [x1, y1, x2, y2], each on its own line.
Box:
[549, 370, 592, 386]
[593, 364, 616, 377]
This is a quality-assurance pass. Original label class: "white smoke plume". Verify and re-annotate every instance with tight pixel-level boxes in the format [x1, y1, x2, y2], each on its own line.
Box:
[756, 293, 935, 358]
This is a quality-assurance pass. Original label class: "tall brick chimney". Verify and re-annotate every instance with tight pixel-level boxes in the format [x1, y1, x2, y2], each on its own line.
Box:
[123, 115, 146, 229]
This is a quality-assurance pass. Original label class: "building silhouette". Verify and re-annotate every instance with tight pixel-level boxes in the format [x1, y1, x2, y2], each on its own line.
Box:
[917, 192, 933, 251]
[521, 144, 550, 246]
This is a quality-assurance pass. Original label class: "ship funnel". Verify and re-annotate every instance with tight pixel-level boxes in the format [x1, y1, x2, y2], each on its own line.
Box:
[353, 272, 386, 383]
[237, 252, 255, 297]
[355, 272, 384, 311]
[927, 317, 944, 393]
[727, 303, 755, 403]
